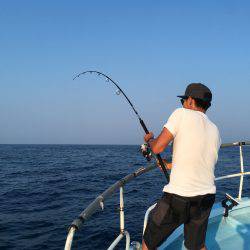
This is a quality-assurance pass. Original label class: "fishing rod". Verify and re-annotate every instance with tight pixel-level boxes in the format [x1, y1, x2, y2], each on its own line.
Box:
[73, 70, 169, 182]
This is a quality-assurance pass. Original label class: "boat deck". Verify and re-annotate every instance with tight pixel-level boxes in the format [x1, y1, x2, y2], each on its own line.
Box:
[162, 198, 250, 250]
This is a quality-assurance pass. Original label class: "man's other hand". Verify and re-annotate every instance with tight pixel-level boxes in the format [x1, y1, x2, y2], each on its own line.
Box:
[157, 159, 172, 171]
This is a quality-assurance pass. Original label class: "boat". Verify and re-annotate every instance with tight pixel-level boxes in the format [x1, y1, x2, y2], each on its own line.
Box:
[64, 141, 250, 250]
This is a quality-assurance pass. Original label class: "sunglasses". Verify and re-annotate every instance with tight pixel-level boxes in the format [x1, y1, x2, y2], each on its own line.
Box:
[181, 98, 187, 105]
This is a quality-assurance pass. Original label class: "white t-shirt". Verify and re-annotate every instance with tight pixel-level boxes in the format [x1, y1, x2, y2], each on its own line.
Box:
[163, 108, 221, 197]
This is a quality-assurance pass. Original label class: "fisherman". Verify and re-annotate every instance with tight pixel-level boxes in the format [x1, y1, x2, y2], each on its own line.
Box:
[142, 83, 221, 250]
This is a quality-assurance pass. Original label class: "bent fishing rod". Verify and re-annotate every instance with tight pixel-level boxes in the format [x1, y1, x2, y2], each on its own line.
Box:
[73, 70, 169, 182]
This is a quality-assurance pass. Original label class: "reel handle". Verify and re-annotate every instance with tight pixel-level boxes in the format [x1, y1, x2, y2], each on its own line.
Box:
[139, 119, 170, 182]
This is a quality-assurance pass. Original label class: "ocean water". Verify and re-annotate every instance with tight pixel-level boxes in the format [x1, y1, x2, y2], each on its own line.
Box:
[0, 145, 250, 250]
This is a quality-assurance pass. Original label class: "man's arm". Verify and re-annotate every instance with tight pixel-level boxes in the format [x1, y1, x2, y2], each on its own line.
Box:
[144, 127, 174, 154]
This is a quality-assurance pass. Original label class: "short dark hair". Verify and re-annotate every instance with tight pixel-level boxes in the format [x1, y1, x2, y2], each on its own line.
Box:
[193, 98, 211, 111]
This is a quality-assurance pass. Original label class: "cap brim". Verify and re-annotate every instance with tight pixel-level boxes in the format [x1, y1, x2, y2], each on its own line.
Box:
[177, 95, 187, 99]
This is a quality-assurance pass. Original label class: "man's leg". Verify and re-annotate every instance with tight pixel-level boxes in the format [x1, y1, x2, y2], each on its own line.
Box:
[143, 193, 181, 250]
[142, 239, 150, 250]
[142, 240, 147, 250]
[143, 241, 207, 250]
[184, 194, 215, 250]
[185, 246, 207, 250]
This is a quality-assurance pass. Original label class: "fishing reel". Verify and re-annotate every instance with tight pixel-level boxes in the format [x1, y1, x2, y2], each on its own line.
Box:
[140, 143, 152, 161]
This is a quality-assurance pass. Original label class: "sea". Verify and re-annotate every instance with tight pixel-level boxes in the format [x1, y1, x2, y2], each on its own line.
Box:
[1, 144, 250, 250]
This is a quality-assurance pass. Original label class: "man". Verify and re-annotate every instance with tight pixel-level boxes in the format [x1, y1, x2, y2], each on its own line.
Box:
[142, 83, 221, 250]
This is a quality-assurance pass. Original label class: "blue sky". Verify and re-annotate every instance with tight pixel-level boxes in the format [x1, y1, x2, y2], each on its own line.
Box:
[0, 0, 250, 144]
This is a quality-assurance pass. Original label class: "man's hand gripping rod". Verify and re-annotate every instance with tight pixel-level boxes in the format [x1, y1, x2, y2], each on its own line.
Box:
[73, 70, 169, 182]
[139, 119, 169, 182]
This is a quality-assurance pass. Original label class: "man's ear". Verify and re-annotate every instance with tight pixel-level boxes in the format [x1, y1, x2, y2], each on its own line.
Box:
[191, 98, 196, 108]
[187, 97, 193, 107]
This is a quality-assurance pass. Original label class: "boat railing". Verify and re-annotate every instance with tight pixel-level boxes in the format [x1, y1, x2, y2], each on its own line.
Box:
[215, 142, 250, 199]
[64, 141, 250, 250]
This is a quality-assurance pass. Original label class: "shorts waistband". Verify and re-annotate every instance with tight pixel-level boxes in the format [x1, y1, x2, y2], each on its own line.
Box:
[163, 192, 215, 206]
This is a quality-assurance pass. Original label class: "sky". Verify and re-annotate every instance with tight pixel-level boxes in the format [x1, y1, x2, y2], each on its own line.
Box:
[0, 0, 250, 144]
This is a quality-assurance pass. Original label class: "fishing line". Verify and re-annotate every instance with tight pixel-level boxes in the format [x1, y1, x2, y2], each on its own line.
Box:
[73, 70, 169, 182]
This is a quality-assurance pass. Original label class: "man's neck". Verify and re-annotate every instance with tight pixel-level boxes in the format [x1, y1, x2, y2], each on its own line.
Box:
[185, 107, 206, 113]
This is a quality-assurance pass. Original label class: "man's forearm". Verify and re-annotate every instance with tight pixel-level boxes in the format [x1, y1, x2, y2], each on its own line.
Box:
[144, 128, 174, 154]
[148, 138, 164, 154]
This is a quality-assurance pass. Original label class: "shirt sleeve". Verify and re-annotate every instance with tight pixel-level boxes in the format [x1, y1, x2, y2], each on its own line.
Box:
[163, 108, 184, 137]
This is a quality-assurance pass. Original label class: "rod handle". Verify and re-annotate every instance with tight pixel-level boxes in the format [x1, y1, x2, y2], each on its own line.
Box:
[139, 118, 169, 182]
[156, 154, 170, 182]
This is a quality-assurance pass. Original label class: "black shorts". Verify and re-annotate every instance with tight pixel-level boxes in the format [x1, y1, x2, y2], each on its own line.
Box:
[143, 192, 215, 250]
